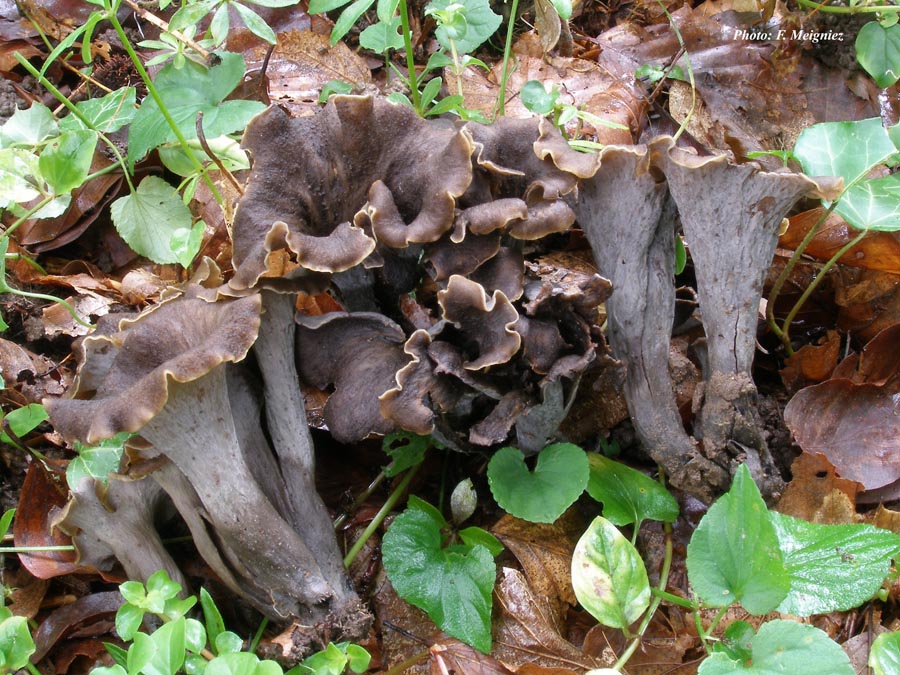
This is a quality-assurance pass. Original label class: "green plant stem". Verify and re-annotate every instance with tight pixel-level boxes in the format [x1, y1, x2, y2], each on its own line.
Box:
[650, 587, 695, 609]
[334, 470, 387, 531]
[0, 545, 75, 552]
[780, 227, 868, 348]
[105, 6, 223, 205]
[343, 464, 420, 568]
[5, 254, 46, 275]
[397, 0, 421, 112]
[249, 616, 268, 653]
[448, 40, 464, 99]
[26, 662, 42, 675]
[493, 0, 520, 119]
[13, 54, 135, 194]
[796, 0, 900, 12]
[765, 205, 835, 355]
[382, 649, 430, 674]
[656, 8, 695, 142]
[697, 605, 729, 653]
[2, 193, 56, 239]
[615, 522, 676, 671]
[0, 284, 91, 328]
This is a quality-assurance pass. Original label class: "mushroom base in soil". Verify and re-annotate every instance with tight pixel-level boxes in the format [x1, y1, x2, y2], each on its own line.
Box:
[45, 291, 370, 650]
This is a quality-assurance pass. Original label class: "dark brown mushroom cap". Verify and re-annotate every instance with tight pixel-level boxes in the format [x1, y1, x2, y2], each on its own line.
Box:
[44, 295, 262, 445]
[437, 275, 521, 370]
[295, 312, 411, 443]
[232, 96, 477, 290]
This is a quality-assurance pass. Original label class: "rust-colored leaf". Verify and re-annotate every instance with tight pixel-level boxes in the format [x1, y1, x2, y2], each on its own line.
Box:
[784, 325, 900, 491]
[31, 591, 123, 662]
[13, 461, 82, 579]
[781, 208, 900, 274]
[775, 453, 859, 524]
[779, 329, 841, 393]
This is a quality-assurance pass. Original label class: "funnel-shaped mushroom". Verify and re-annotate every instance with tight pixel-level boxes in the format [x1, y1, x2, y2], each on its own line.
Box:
[659, 143, 834, 496]
[573, 141, 729, 500]
[45, 294, 358, 625]
[52, 474, 187, 592]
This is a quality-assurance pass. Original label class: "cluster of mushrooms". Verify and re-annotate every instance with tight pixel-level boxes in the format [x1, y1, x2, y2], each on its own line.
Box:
[44, 95, 835, 642]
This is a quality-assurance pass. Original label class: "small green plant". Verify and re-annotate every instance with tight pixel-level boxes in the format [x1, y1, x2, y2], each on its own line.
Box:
[519, 80, 629, 152]
[382, 496, 502, 653]
[310, 0, 500, 119]
[767, 115, 900, 353]
[83, 570, 372, 675]
[572, 464, 900, 673]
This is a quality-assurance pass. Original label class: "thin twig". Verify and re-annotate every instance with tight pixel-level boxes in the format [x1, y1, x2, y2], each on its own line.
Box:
[195, 112, 244, 196]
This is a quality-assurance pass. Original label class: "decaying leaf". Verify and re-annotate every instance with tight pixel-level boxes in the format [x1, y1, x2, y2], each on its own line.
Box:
[785, 323, 900, 492]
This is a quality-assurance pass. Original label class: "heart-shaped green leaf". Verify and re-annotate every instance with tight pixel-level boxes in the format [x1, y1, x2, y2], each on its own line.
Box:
[856, 21, 900, 88]
[382, 506, 495, 652]
[488, 443, 589, 523]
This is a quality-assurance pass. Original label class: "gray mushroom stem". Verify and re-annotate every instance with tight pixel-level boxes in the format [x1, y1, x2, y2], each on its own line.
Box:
[133, 364, 335, 619]
[254, 290, 356, 610]
[574, 142, 729, 500]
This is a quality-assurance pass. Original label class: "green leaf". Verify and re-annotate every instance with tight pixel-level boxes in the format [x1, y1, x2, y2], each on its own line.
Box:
[127, 632, 157, 675]
[209, 4, 231, 46]
[184, 618, 206, 654]
[67, 433, 129, 490]
[548, 0, 571, 20]
[870, 631, 900, 675]
[309, 0, 353, 13]
[685, 465, 790, 615]
[458, 526, 504, 557]
[383, 431, 431, 477]
[0, 103, 58, 147]
[794, 117, 897, 190]
[60, 87, 137, 133]
[215, 631, 244, 654]
[142, 618, 186, 675]
[487, 443, 589, 523]
[0, 614, 36, 670]
[345, 644, 371, 673]
[158, 135, 250, 178]
[0, 509, 14, 539]
[127, 52, 265, 166]
[148, 569, 183, 600]
[3, 403, 48, 439]
[427, 0, 501, 53]
[674, 234, 687, 274]
[359, 16, 405, 54]
[520, 80, 559, 115]
[420, 76, 443, 108]
[571, 516, 650, 629]
[91, 666, 128, 675]
[206, 652, 282, 675]
[770, 512, 900, 616]
[318, 80, 354, 102]
[382, 507, 495, 652]
[697, 620, 854, 675]
[585, 454, 679, 529]
[169, 220, 206, 268]
[231, 2, 277, 44]
[710, 620, 754, 663]
[38, 129, 98, 194]
[856, 21, 900, 88]
[246, 0, 300, 8]
[330, 0, 377, 44]
[834, 173, 900, 231]
[376, 0, 400, 21]
[298, 642, 350, 675]
[200, 587, 226, 654]
[115, 602, 144, 641]
[111, 176, 194, 264]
